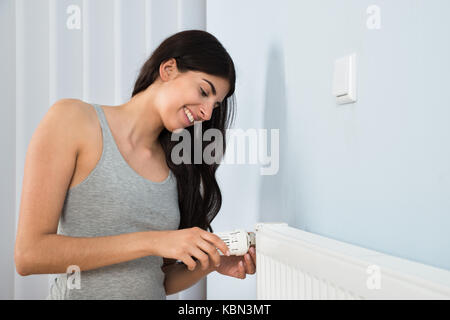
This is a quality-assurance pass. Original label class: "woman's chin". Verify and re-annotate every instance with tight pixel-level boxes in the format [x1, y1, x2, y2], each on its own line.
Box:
[172, 127, 185, 134]
[171, 123, 188, 133]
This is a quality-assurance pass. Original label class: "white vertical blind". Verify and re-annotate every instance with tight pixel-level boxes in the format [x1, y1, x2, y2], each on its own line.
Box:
[14, 0, 51, 300]
[9, 0, 207, 300]
[0, 0, 17, 300]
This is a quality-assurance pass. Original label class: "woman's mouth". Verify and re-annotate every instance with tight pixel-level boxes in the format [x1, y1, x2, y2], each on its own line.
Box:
[183, 106, 194, 125]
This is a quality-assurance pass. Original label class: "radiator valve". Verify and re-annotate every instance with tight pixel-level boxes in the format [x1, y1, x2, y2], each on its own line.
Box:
[215, 229, 256, 256]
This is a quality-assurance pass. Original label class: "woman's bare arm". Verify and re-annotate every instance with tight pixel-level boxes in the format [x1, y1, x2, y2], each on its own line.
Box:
[14, 99, 159, 275]
[17, 232, 164, 276]
[162, 260, 216, 296]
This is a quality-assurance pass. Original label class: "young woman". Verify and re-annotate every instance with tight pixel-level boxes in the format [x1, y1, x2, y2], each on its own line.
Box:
[14, 30, 256, 300]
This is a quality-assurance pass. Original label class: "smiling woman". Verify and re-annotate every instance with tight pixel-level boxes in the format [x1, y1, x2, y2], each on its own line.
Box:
[14, 29, 250, 300]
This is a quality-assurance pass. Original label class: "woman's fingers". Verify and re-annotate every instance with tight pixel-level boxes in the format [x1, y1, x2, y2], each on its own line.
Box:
[238, 261, 246, 279]
[246, 247, 257, 274]
[181, 254, 197, 271]
[189, 247, 210, 270]
[243, 253, 256, 274]
[197, 240, 222, 268]
[181, 228, 231, 271]
[249, 246, 256, 261]
[200, 231, 230, 257]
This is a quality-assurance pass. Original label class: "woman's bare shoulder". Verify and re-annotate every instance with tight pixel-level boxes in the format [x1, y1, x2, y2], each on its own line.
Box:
[50, 99, 98, 149]
[53, 98, 97, 125]
[54, 98, 93, 114]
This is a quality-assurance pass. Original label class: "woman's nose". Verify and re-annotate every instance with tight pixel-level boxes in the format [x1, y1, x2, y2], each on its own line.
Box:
[199, 104, 213, 121]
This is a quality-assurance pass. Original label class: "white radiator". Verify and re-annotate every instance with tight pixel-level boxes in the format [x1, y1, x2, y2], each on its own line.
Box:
[255, 223, 450, 299]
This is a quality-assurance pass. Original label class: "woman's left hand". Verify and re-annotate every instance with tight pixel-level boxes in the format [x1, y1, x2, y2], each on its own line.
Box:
[214, 246, 256, 279]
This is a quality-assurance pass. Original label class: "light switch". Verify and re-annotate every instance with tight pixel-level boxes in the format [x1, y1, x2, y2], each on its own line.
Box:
[332, 53, 357, 104]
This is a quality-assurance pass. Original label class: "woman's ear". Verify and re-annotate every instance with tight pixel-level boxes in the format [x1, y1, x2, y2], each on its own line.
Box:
[159, 58, 178, 82]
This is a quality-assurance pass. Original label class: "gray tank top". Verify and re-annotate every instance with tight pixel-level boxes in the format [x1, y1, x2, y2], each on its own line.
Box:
[47, 103, 180, 300]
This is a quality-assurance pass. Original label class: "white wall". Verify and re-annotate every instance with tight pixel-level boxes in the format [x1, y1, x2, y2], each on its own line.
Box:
[207, 0, 450, 299]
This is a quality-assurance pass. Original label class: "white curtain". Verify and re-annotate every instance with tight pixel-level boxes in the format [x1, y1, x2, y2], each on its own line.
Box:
[2, 0, 207, 300]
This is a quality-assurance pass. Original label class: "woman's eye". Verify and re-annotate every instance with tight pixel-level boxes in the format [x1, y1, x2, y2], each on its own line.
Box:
[200, 88, 208, 97]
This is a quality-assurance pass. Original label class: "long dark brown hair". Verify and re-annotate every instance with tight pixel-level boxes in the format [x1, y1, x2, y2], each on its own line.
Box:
[131, 30, 236, 232]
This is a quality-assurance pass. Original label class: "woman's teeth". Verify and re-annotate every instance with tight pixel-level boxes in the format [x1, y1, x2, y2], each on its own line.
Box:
[184, 107, 194, 123]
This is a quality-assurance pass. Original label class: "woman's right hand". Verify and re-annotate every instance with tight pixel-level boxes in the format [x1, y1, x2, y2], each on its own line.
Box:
[153, 227, 230, 271]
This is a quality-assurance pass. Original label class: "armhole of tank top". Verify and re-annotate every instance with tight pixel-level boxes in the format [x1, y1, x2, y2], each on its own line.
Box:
[67, 104, 107, 194]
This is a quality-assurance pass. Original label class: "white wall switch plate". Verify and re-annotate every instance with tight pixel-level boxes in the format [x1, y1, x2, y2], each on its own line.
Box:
[332, 53, 357, 104]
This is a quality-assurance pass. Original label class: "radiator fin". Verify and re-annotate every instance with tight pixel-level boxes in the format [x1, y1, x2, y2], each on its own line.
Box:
[258, 253, 364, 299]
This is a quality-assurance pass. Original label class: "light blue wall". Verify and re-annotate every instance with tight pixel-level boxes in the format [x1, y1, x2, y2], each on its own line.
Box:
[208, 0, 450, 299]
[283, 0, 450, 271]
